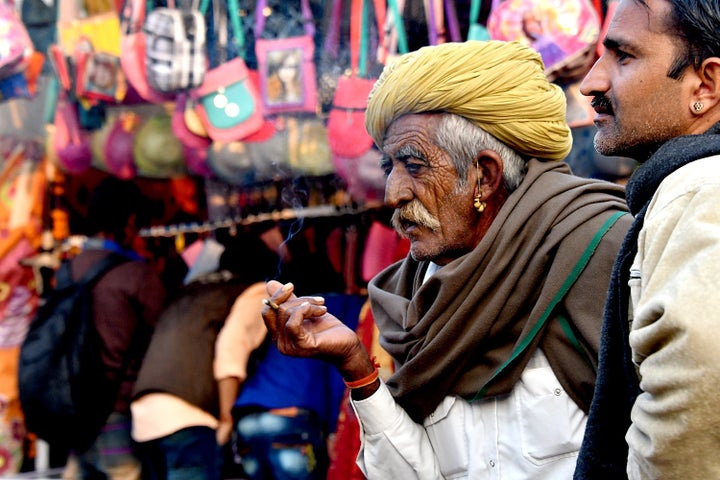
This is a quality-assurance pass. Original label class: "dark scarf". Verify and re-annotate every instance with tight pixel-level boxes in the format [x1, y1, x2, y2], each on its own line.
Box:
[575, 122, 720, 480]
[369, 159, 629, 423]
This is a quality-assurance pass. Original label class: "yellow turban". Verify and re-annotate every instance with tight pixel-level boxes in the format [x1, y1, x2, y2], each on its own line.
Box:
[365, 40, 572, 161]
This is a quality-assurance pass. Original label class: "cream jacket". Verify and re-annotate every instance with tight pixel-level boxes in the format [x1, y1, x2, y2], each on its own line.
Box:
[627, 156, 720, 479]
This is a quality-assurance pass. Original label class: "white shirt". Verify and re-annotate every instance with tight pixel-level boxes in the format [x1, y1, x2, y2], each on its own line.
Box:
[352, 264, 587, 479]
[351, 350, 586, 479]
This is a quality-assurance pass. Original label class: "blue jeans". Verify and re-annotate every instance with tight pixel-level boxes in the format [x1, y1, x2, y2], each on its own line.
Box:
[137, 426, 223, 480]
[69, 412, 141, 480]
[234, 409, 328, 480]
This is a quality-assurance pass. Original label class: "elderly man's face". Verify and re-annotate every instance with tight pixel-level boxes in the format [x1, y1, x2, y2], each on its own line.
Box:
[380, 114, 480, 265]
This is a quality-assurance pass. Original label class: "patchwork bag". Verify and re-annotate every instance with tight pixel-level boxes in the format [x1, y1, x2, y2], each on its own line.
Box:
[254, 0, 318, 115]
[143, 0, 208, 93]
[119, 0, 174, 103]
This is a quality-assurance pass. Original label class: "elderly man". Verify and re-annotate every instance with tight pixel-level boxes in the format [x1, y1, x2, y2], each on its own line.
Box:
[262, 40, 631, 479]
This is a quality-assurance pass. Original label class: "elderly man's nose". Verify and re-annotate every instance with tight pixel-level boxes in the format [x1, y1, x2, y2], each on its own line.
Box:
[384, 170, 412, 207]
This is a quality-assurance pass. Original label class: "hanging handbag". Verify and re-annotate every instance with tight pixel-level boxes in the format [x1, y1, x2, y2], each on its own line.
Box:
[189, 0, 264, 142]
[104, 111, 142, 179]
[327, 0, 376, 160]
[143, 0, 208, 93]
[254, 0, 318, 115]
[0, 1, 34, 79]
[119, 0, 174, 103]
[54, 91, 93, 174]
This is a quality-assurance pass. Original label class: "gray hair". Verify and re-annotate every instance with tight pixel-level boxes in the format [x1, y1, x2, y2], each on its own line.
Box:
[435, 113, 527, 191]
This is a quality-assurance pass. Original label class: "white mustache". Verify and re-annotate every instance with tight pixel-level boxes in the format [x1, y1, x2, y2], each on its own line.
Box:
[391, 201, 441, 233]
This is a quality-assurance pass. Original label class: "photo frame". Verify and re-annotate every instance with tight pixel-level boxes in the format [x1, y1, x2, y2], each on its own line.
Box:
[256, 35, 318, 115]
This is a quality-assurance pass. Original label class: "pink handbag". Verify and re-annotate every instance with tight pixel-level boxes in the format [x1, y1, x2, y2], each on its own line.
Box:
[104, 112, 141, 179]
[327, 0, 376, 159]
[254, 0, 318, 115]
[189, 0, 264, 142]
[54, 93, 92, 174]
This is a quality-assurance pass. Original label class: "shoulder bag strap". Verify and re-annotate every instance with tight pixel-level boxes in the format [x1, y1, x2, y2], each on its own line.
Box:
[471, 210, 629, 401]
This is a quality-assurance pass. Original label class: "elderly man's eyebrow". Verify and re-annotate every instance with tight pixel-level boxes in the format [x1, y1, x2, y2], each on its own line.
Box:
[395, 145, 429, 164]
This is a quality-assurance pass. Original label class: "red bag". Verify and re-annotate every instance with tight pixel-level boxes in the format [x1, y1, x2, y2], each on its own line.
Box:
[327, 76, 375, 159]
[327, 0, 376, 159]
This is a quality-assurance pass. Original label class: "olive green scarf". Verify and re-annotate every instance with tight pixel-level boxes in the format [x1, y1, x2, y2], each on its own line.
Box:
[369, 159, 631, 422]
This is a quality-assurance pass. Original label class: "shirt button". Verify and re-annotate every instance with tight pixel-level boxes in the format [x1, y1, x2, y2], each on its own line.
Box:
[554, 388, 562, 396]
[489, 460, 496, 467]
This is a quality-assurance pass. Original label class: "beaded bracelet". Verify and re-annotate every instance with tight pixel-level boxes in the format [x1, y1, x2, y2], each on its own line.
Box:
[344, 357, 381, 389]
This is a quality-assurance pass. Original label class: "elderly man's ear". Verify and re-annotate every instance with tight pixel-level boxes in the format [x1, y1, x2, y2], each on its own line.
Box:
[472, 150, 506, 200]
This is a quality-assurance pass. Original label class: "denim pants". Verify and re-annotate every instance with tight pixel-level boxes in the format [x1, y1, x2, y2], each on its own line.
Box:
[234, 409, 328, 480]
[137, 425, 223, 480]
[63, 412, 141, 480]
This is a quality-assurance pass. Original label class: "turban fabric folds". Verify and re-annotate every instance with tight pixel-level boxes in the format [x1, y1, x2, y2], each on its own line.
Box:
[365, 40, 572, 161]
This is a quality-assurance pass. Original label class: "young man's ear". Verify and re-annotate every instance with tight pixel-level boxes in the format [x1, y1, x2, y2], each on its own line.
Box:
[694, 57, 720, 113]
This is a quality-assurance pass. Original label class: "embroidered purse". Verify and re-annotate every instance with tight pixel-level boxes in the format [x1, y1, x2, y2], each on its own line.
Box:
[189, 0, 264, 142]
[254, 0, 318, 115]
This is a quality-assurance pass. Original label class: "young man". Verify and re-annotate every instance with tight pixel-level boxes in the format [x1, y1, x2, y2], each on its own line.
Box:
[62, 177, 167, 480]
[260, 40, 631, 479]
[575, 1, 720, 479]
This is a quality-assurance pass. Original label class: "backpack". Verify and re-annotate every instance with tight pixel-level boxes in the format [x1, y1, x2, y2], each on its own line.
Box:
[18, 253, 128, 453]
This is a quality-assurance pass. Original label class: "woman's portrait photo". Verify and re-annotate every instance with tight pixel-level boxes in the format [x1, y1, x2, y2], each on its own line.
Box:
[265, 48, 304, 106]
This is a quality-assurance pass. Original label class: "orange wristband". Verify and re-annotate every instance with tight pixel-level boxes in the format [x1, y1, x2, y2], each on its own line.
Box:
[344, 357, 381, 389]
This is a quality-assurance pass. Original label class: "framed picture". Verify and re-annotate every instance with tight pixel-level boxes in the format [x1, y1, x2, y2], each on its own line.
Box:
[255, 35, 317, 115]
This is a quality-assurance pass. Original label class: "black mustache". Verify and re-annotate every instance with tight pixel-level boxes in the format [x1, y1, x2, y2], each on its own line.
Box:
[590, 96, 613, 113]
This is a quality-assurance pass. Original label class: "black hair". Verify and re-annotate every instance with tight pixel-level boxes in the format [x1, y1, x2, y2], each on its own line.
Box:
[85, 177, 149, 242]
[636, 0, 720, 79]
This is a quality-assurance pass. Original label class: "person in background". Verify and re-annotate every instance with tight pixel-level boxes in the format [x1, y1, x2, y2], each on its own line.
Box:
[62, 177, 167, 480]
[228, 224, 364, 480]
[260, 40, 632, 479]
[131, 232, 278, 480]
[574, 1, 720, 479]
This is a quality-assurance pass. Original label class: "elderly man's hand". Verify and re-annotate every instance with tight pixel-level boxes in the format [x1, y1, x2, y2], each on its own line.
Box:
[262, 280, 377, 384]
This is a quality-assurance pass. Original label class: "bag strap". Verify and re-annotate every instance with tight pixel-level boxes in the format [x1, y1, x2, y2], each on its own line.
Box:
[424, 0, 440, 45]
[207, 0, 244, 66]
[254, 0, 315, 39]
[443, 0, 461, 42]
[55, 253, 128, 291]
[350, 0, 372, 77]
[467, 0, 490, 41]
[386, 0, 408, 56]
[321, 0, 343, 60]
[470, 210, 629, 401]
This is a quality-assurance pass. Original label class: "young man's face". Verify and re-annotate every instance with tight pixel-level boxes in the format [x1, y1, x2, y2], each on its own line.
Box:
[580, 0, 698, 162]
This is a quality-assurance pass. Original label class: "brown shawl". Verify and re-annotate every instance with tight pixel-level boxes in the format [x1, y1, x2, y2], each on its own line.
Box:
[368, 159, 631, 423]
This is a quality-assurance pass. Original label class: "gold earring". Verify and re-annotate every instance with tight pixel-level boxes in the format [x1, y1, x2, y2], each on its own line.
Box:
[474, 196, 486, 213]
[474, 163, 486, 213]
[694, 101, 704, 112]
